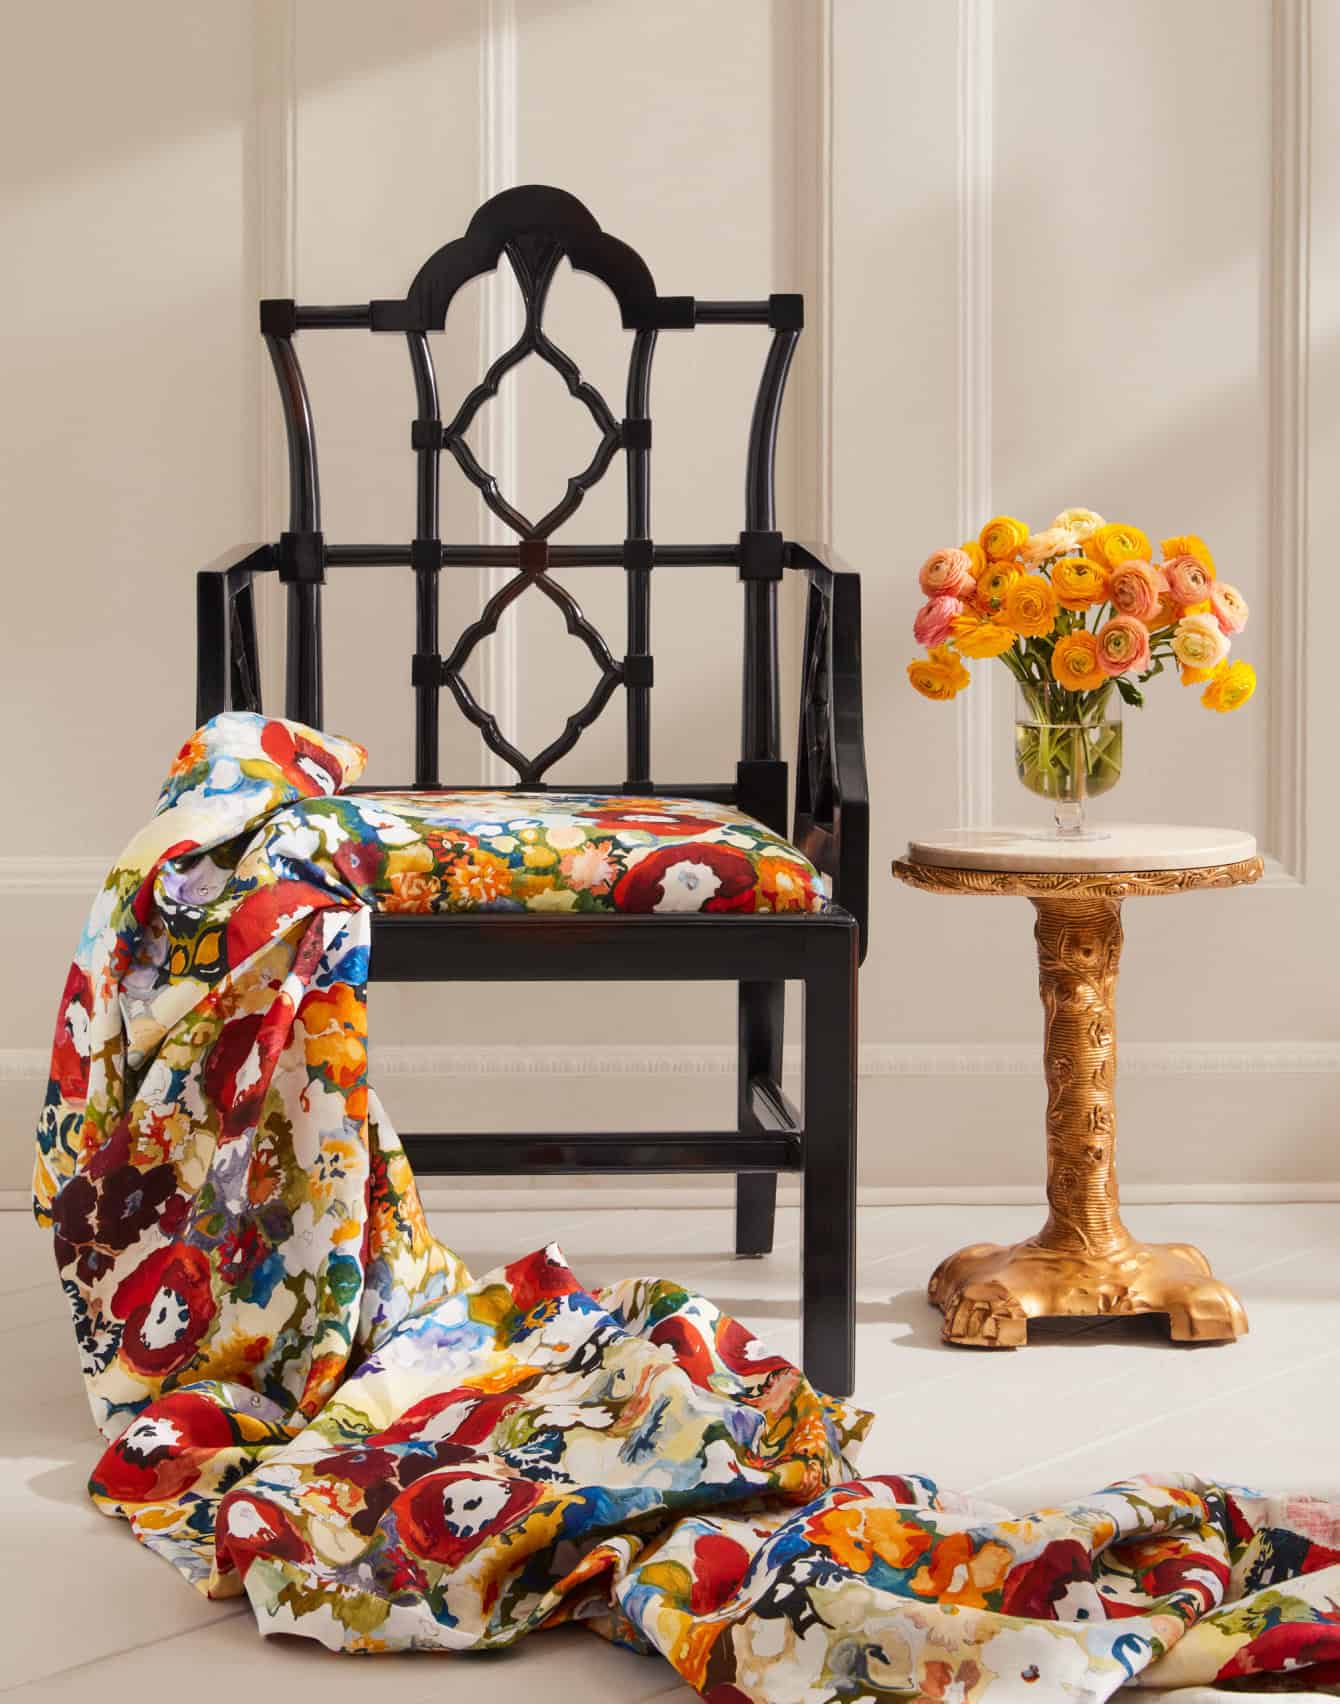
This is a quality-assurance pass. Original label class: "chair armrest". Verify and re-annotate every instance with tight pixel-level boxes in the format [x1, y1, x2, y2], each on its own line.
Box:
[786, 541, 870, 963]
[196, 545, 274, 723]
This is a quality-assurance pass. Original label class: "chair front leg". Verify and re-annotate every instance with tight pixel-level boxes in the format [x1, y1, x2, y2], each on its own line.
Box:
[801, 926, 858, 1398]
[736, 979, 784, 1256]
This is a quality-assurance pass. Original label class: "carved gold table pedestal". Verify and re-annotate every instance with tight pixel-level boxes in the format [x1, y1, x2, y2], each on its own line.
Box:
[892, 826, 1264, 1349]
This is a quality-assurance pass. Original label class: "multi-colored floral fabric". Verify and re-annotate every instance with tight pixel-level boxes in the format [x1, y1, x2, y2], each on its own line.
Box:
[34, 713, 1340, 1698]
[349, 788, 831, 916]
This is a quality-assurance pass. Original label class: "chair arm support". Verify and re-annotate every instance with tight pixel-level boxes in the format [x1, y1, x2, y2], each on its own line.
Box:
[786, 541, 870, 962]
[196, 544, 274, 724]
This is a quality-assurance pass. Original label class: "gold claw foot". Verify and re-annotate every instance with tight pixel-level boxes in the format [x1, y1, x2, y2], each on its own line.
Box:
[939, 1278, 1028, 1349]
[1164, 1276, 1250, 1344]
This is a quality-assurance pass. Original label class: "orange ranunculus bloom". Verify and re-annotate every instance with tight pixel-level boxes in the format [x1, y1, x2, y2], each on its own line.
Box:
[953, 612, 1015, 658]
[975, 564, 1020, 613]
[1052, 556, 1108, 611]
[1085, 522, 1151, 570]
[1052, 631, 1107, 692]
[979, 514, 1030, 561]
[1003, 574, 1058, 637]
[1202, 658, 1256, 712]
[907, 646, 970, 702]
[1161, 532, 1217, 576]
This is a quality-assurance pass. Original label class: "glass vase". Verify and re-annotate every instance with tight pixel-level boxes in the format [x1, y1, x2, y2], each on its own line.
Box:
[1014, 683, 1122, 838]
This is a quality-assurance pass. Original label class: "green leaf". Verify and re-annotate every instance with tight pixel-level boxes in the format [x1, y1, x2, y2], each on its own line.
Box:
[1114, 676, 1145, 708]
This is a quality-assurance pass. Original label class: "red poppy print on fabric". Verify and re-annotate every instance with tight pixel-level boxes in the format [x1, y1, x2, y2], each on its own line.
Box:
[111, 1244, 216, 1378]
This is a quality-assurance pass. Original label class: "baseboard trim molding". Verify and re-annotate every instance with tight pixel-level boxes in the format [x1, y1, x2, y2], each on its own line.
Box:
[4, 1039, 1340, 1083]
[0, 858, 113, 896]
[4, 1180, 1339, 1215]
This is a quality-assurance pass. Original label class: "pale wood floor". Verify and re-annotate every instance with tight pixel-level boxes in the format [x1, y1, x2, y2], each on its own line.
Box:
[4, 1202, 1337, 1700]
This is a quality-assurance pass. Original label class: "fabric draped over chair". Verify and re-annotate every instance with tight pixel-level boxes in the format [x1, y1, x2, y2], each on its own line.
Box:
[32, 714, 1340, 1698]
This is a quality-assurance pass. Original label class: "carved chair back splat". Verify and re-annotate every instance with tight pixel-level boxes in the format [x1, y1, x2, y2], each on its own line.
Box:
[195, 185, 869, 1398]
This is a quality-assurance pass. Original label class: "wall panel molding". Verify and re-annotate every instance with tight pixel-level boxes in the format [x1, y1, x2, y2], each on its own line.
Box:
[955, 0, 994, 828]
[1264, 0, 1311, 882]
[792, 0, 834, 548]
[476, 0, 520, 784]
[251, 0, 298, 708]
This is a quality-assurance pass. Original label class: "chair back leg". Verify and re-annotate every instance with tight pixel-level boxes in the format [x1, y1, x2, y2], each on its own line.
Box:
[736, 979, 784, 1255]
[801, 923, 859, 1397]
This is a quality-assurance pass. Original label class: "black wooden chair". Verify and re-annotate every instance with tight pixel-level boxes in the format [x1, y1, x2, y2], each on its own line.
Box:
[195, 186, 869, 1397]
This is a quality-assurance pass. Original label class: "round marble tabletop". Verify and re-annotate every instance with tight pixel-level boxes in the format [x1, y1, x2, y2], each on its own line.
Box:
[902, 823, 1257, 874]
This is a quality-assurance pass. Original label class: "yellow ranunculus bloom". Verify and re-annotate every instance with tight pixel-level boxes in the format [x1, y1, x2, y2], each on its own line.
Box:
[1003, 574, 1058, 637]
[1201, 658, 1256, 712]
[1162, 532, 1217, 576]
[975, 564, 1020, 613]
[1051, 631, 1106, 691]
[979, 515, 1030, 561]
[907, 644, 970, 701]
[1084, 523, 1151, 570]
[951, 612, 1016, 659]
[961, 540, 988, 579]
[1051, 556, 1108, 610]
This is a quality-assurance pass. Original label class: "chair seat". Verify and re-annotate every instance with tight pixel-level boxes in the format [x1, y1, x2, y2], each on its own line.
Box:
[343, 790, 831, 917]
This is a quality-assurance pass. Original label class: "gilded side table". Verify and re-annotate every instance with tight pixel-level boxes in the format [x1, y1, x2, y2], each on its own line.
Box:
[892, 825, 1263, 1349]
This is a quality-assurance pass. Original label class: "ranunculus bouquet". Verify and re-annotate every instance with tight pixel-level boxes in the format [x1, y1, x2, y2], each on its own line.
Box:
[906, 508, 1257, 827]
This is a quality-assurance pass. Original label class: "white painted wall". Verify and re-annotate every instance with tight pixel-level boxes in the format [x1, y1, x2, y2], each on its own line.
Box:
[2, 1, 1336, 1198]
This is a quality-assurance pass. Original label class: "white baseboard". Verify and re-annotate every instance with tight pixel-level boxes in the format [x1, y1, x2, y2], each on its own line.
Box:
[5, 1039, 1340, 1084]
[6, 1181, 1340, 1215]
[8, 1042, 1337, 1201]
[0, 857, 112, 896]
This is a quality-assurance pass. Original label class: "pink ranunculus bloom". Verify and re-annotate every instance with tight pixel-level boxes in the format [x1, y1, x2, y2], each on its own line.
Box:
[913, 595, 965, 648]
[1210, 581, 1249, 635]
[1107, 559, 1166, 624]
[1163, 553, 1214, 607]
[918, 548, 975, 599]
[1096, 615, 1152, 677]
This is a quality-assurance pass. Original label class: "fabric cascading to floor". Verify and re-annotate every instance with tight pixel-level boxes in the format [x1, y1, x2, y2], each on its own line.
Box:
[32, 712, 1340, 1699]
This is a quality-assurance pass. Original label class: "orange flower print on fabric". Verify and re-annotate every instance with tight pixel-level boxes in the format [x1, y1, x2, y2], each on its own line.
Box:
[756, 855, 818, 912]
[806, 1504, 934, 1574]
[445, 848, 514, 905]
[382, 869, 441, 913]
[909, 1531, 1014, 1608]
[299, 983, 367, 1092]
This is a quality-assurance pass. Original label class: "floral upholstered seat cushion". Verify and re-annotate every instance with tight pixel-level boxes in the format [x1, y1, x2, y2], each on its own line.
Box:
[344, 791, 831, 916]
